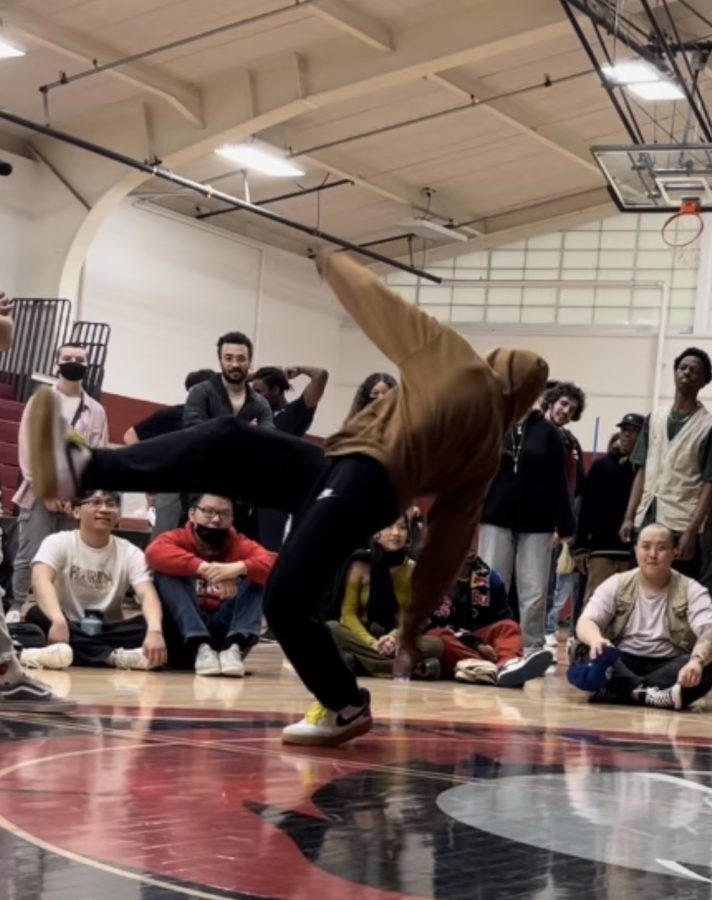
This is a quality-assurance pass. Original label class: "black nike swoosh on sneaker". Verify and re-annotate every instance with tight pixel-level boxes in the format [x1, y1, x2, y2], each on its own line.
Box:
[335, 706, 369, 728]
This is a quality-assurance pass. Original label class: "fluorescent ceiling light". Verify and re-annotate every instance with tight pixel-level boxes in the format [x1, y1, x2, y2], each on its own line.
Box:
[0, 38, 25, 59]
[215, 144, 304, 177]
[627, 80, 685, 101]
[601, 60, 660, 85]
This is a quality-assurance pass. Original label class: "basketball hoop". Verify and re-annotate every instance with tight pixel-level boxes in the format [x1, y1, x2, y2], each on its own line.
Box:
[661, 198, 705, 248]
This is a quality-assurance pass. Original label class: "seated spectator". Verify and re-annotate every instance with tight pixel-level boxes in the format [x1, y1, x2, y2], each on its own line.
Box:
[328, 516, 442, 679]
[346, 372, 397, 422]
[250, 364, 329, 437]
[27, 490, 166, 670]
[146, 493, 275, 677]
[572, 523, 712, 710]
[428, 532, 553, 686]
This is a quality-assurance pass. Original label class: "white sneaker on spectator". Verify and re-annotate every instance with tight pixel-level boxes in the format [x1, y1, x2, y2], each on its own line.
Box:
[497, 649, 554, 688]
[28, 386, 91, 501]
[0, 674, 76, 713]
[110, 648, 152, 670]
[544, 633, 558, 649]
[21, 643, 73, 670]
[636, 684, 683, 710]
[5, 609, 21, 625]
[219, 644, 245, 677]
[195, 643, 221, 676]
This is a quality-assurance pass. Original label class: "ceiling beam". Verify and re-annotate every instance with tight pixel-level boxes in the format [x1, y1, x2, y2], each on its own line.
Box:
[0, 6, 203, 126]
[310, 0, 393, 51]
[429, 71, 602, 177]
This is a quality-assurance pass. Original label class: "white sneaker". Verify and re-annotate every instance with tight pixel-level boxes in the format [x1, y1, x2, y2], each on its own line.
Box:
[194, 643, 221, 676]
[110, 648, 152, 671]
[282, 689, 372, 747]
[639, 684, 683, 711]
[5, 610, 21, 625]
[28, 386, 91, 501]
[218, 644, 245, 677]
[21, 643, 73, 670]
[544, 633, 558, 648]
[497, 649, 554, 688]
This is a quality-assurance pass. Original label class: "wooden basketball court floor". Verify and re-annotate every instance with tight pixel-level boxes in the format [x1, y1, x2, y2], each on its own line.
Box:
[1, 641, 711, 900]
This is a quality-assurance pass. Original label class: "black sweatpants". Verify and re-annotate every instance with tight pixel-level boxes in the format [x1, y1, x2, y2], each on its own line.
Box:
[610, 652, 712, 708]
[27, 606, 147, 666]
[80, 416, 401, 710]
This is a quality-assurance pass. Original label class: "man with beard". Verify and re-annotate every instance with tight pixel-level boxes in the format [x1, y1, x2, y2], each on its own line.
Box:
[183, 332, 272, 428]
[183, 332, 272, 537]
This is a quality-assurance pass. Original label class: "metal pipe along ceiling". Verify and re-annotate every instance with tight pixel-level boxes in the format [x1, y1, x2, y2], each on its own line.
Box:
[0, 109, 443, 284]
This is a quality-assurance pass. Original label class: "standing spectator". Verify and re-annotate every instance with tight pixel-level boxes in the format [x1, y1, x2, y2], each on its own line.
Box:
[542, 381, 587, 497]
[146, 493, 275, 676]
[0, 293, 73, 711]
[250, 365, 329, 437]
[346, 372, 397, 422]
[122, 369, 214, 445]
[184, 333, 272, 538]
[621, 347, 712, 578]
[11, 343, 108, 619]
[575, 414, 643, 603]
[183, 332, 272, 428]
[480, 407, 575, 653]
[28, 490, 166, 670]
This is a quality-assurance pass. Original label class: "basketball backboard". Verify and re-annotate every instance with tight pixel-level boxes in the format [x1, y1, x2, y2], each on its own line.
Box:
[592, 144, 712, 212]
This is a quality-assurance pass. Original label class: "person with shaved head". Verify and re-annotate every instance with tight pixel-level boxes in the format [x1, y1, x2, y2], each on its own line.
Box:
[572, 523, 712, 710]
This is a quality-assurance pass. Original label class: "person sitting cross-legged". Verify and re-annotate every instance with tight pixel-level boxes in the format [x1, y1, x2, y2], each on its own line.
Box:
[328, 515, 443, 679]
[571, 523, 712, 710]
[146, 493, 276, 677]
[427, 529, 554, 687]
[27, 490, 167, 670]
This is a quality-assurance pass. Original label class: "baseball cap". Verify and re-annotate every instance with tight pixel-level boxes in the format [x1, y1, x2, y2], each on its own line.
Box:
[616, 413, 644, 430]
[567, 646, 621, 692]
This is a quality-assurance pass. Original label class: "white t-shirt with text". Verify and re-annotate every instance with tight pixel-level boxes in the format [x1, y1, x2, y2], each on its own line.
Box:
[33, 531, 152, 623]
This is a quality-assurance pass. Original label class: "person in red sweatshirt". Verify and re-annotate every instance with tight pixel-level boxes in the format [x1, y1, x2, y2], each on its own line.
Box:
[146, 492, 275, 678]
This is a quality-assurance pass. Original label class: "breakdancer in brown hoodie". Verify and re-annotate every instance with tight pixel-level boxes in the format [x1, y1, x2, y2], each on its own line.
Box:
[27, 252, 548, 746]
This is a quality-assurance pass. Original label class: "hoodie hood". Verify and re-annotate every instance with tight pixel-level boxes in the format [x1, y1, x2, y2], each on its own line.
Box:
[486, 347, 549, 428]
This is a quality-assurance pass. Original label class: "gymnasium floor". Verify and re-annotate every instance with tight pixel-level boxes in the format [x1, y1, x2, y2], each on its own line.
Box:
[0, 644, 711, 900]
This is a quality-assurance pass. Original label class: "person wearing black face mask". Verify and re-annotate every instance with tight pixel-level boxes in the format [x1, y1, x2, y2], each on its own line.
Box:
[146, 493, 276, 677]
[11, 343, 108, 617]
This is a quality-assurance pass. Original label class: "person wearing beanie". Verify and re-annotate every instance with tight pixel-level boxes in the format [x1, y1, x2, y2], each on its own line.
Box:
[621, 347, 712, 579]
[26, 251, 549, 748]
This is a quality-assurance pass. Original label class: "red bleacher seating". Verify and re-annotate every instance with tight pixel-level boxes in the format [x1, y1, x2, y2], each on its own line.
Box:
[0, 384, 15, 401]
[0, 419, 19, 445]
[0, 399, 23, 422]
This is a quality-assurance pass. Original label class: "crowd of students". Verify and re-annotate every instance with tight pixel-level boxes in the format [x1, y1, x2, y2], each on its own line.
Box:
[1, 250, 712, 747]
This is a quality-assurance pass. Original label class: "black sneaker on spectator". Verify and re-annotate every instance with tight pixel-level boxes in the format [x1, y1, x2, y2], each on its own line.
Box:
[260, 628, 278, 644]
[0, 674, 76, 714]
[28, 387, 91, 501]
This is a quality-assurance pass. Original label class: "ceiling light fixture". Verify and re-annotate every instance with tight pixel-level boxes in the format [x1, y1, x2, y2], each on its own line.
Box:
[0, 38, 25, 59]
[601, 58, 684, 102]
[215, 143, 304, 177]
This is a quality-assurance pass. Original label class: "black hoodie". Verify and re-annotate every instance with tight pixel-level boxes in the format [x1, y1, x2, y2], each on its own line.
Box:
[483, 409, 575, 535]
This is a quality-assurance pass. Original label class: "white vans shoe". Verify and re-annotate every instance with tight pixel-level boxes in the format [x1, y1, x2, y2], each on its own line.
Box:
[20, 643, 73, 670]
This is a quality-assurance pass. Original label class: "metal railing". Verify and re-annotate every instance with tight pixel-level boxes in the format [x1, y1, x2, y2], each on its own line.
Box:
[0, 298, 71, 402]
[70, 320, 111, 399]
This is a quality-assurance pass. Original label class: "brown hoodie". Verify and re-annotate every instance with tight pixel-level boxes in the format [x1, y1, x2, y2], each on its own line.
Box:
[322, 253, 548, 619]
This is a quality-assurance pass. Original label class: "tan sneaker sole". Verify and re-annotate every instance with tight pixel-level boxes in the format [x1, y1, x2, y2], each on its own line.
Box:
[281, 716, 373, 747]
[28, 386, 59, 501]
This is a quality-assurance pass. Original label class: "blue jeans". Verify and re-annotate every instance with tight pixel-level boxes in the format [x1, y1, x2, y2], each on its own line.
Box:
[155, 574, 263, 653]
[545, 572, 577, 635]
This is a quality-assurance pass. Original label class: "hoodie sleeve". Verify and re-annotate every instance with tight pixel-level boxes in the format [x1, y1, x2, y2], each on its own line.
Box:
[145, 531, 204, 578]
[322, 253, 468, 367]
[408, 485, 486, 629]
[233, 535, 276, 585]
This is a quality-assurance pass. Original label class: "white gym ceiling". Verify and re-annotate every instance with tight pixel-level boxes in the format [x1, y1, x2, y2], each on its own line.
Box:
[1, 0, 711, 262]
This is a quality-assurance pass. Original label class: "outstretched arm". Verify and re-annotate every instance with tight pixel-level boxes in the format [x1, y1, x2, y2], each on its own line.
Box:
[287, 366, 329, 409]
[319, 252, 467, 367]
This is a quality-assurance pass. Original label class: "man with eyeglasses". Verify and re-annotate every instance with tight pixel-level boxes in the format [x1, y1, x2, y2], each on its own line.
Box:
[27, 490, 167, 670]
[146, 493, 276, 677]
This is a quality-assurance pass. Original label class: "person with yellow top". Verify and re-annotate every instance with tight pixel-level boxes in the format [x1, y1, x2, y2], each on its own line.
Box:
[329, 516, 442, 678]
